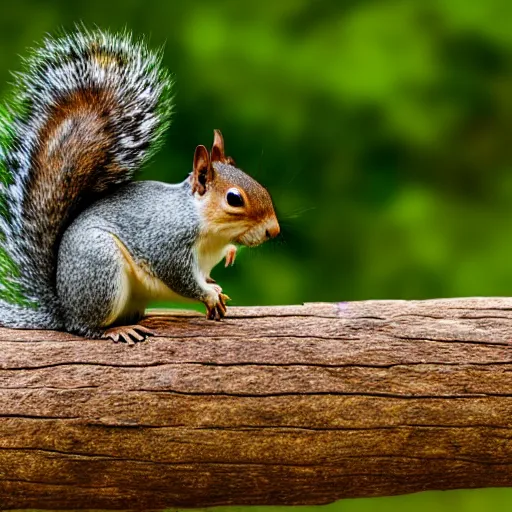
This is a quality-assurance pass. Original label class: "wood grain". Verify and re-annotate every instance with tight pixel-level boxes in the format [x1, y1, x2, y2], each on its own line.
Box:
[1, 298, 512, 510]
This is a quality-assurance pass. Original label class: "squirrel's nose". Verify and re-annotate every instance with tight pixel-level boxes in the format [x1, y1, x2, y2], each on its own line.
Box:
[265, 221, 280, 239]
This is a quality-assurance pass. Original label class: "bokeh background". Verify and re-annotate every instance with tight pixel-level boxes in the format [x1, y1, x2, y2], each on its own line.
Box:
[1, 0, 511, 510]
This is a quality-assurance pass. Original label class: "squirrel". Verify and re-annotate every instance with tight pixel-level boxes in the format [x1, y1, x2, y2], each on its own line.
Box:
[0, 29, 280, 343]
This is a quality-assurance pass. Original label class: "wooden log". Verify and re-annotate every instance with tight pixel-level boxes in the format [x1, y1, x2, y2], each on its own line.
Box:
[0, 298, 512, 510]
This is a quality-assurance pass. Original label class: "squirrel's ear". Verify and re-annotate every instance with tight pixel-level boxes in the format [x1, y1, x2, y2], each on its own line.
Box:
[211, 129, 236, 166]
[192, 145, 213, 195]
[211, 129, 225, 163]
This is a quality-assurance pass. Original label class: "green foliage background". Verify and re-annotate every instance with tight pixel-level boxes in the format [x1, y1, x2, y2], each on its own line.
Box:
[1, 0, 511, 510]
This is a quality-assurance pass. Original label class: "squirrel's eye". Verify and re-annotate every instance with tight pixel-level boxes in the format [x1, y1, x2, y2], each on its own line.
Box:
[226, 188, 244, 207]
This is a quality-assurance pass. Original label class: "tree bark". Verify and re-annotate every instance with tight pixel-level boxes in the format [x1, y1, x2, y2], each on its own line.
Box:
[0, 298, 512, 510]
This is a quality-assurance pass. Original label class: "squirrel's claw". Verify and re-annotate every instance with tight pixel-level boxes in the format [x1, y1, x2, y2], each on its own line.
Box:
[224, 245, 237, 267]
[102, 325, 155, 344]
[205, 291, 231, 321]
[206, 303, 224, 321]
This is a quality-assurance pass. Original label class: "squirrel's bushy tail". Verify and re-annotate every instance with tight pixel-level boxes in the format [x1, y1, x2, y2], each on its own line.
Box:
[0, 28, 173, 328]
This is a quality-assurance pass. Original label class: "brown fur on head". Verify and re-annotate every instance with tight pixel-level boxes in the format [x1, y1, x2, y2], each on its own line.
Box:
[190, 130, 280, 247]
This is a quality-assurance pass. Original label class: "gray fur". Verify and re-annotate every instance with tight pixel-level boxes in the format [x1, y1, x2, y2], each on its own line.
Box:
[0, 302, 63, 330]
[56, 228, 126, 337]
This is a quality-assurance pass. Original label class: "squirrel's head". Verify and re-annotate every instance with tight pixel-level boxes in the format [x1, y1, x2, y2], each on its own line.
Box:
[190, 130, 279, 247]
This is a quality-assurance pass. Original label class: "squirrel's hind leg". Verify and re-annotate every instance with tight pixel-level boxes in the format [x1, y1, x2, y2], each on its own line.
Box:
[57, 227, 148, 341]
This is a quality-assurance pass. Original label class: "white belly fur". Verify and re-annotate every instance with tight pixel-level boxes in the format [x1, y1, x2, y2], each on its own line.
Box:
[194, 234, 230, 279]
[104, 235, 188, 326]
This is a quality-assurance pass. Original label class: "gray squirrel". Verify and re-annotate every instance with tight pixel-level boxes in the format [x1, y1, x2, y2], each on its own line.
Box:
[0, 29, 279, 343]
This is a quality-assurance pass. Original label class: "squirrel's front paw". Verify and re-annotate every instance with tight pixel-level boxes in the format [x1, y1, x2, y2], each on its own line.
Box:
[204, 285, 231, 321]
